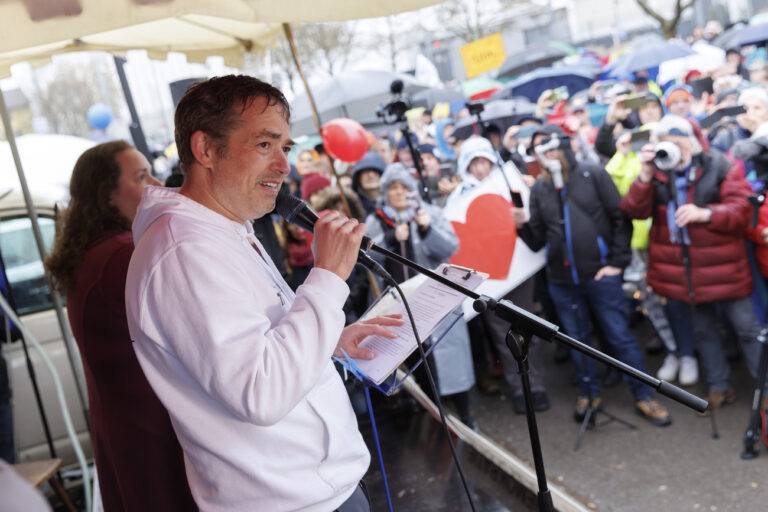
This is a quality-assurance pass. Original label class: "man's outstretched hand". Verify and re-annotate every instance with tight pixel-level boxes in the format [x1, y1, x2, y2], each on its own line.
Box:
[334, 314, 405, 360]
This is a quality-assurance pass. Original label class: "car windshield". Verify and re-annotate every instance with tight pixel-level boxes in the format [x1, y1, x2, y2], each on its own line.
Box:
[0, 216, 56, 315]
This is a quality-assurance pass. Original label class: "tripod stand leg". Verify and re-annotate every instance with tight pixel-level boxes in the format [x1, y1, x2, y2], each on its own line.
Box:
[597, 409, 638, 430]
[742, 331, 768, 459]
[574, 405, 595, 451]
[710, 409, 720, 439]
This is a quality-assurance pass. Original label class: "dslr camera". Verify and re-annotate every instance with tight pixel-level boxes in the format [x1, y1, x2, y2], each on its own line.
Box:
[653, 141, 682, 171]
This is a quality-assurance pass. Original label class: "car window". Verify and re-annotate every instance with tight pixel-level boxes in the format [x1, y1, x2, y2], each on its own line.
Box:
[0, 216, 56, 315]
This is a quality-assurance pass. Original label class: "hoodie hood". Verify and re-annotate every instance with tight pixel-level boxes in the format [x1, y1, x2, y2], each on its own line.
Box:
[133, 186, 253, 245]
[351, 151, 386, 194]
[456, 136, 499, 187]
[434, 118, 456, 160]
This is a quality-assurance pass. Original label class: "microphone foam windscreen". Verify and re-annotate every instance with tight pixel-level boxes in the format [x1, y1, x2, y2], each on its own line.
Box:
[274, 191, 304, 223]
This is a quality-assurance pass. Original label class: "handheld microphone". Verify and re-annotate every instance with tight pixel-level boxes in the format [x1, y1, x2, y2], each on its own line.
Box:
[275, 191, 374, 250]
[274, 191, 387, 277]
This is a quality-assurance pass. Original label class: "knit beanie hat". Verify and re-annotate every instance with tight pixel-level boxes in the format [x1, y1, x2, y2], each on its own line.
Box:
[664, 85, 694, 107]
[379, 163, 418, 195]
[300, 172, 331, 200]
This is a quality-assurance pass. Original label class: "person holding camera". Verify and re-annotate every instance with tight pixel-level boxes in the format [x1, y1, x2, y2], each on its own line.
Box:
[621, 115, 768, 414]
[594, 92, 664, 160]
[511, 125, 671, 426]
[365, 163, 477, 428]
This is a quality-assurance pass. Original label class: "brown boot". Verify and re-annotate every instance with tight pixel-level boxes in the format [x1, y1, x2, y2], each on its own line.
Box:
[699, 387, 736, 416]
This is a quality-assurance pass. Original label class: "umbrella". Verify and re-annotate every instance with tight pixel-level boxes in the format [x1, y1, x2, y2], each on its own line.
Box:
[712, 22, 749, 49]
[657, 41, 725, 85]
[289, 70, 430, 137]
[461, 77, 504, 100]
[451, 98, 537, 140]
[726, 22, 768, 47]
[411, 86, 465, 109]
[493, 66, 595, 102]
[559, 55, 603, 76]
[496, 44, 569, 79]
[607, 40, 696, 77]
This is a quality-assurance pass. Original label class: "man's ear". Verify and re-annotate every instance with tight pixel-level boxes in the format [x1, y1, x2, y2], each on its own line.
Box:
[190, 130, 215, 169]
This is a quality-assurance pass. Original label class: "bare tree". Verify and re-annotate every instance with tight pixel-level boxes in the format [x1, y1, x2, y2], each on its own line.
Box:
[270, 31, 315, 94]
[299, 22, 358, 76]
[36, 55, 125, 136]
[270, 22, 358, 92]
[432, 0, 522, 43]
[635, 0, 697, 39]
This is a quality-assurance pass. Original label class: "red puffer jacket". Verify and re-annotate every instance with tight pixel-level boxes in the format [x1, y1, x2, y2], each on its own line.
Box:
[620, 150, 753, 303]
[746, 202, 768, 277]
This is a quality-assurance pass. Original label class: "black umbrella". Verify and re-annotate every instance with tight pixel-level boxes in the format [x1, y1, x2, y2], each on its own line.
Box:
[492, 66, 595, 102]
[451, 98, 537, 140]
[496, 45, 568, 79]
[289, 70, 429, 137]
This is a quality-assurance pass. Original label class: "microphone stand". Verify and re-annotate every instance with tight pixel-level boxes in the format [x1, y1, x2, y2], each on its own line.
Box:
[365, 242, 708, 512]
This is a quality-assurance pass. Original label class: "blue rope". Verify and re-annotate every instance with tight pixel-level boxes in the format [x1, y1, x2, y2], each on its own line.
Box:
[365, 385, 394, 512]
[562, 188, 580, 284]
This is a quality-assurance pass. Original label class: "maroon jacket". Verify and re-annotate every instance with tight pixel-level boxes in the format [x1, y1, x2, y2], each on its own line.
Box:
[67, 231, 196, 511]
[746, 202, 768, 278]
[620, 150, 753, 304]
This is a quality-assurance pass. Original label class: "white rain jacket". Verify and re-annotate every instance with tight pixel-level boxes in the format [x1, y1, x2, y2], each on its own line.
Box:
[125, 187, 369, 512]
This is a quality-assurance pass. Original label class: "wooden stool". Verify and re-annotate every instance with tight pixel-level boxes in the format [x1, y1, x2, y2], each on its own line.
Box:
[13, 458, 77, 512]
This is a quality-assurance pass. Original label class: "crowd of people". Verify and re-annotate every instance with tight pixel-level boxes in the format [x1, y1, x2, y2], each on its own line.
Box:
[278, 44, 768, 433]
[9, 28, 767, 511]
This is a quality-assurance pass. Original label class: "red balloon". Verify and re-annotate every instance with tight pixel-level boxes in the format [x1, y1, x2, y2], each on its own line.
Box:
[321, 118, 369, 162]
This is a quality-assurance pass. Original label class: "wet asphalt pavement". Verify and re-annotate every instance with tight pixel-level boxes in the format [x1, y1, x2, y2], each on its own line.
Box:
[358, 319, 768, 511]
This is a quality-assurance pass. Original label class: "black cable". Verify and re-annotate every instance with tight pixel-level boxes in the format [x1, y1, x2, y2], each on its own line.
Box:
[376, 269, 476, 512]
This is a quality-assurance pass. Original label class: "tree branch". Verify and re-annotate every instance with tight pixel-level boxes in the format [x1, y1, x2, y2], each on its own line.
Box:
[635, 0, 667, 25]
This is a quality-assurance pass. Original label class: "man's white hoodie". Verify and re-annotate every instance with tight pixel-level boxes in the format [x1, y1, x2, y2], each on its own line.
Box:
[125, 186, 369, 512]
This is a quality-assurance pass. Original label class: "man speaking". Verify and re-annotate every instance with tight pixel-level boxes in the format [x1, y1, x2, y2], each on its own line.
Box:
[125, 75, 401, 511]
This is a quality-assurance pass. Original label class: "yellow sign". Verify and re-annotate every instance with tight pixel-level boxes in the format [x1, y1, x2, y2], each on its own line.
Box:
[460, 33, 506, 79]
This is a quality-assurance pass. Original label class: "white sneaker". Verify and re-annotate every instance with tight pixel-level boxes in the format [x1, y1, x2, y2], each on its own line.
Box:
[678, 356, 699, 386]
[657, 353, 680, 382]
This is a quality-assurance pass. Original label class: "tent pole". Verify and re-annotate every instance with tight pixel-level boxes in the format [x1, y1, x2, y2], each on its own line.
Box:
[282, 23, 380, 297]
[0, 89, 91, 432]
[282, 23, 352, 216]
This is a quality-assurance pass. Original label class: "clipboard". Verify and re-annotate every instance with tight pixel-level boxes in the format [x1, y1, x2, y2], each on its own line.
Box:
[334, 263, 487, 395]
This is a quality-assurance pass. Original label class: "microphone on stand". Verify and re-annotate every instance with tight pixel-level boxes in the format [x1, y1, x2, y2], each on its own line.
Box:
[274, 191, 387, 278]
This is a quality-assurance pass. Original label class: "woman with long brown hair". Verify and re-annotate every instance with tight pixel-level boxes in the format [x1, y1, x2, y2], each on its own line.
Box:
[46, 141, 195, 511]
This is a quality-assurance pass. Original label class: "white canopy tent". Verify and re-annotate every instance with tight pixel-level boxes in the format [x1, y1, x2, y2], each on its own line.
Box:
[0, 0, 442, 75]
[0, 2, 443, 509]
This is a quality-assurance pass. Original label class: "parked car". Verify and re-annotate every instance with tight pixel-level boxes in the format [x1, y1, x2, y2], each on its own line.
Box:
[1, 134, 94, 467]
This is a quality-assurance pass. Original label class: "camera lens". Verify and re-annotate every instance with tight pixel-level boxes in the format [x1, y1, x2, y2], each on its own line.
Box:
[653, 141, 682, 171]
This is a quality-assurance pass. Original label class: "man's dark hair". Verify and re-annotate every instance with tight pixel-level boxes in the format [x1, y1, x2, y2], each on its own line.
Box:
[174, 75, 290, 172]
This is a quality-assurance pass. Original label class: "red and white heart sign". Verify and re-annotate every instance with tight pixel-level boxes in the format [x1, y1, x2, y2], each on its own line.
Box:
[450, 193, 517, 280]
[442, 164, 546, 319]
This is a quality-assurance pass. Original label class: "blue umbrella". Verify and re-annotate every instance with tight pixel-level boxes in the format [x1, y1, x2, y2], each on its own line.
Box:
[608, 40, 696, 77]
[492, 66, 595, 102]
